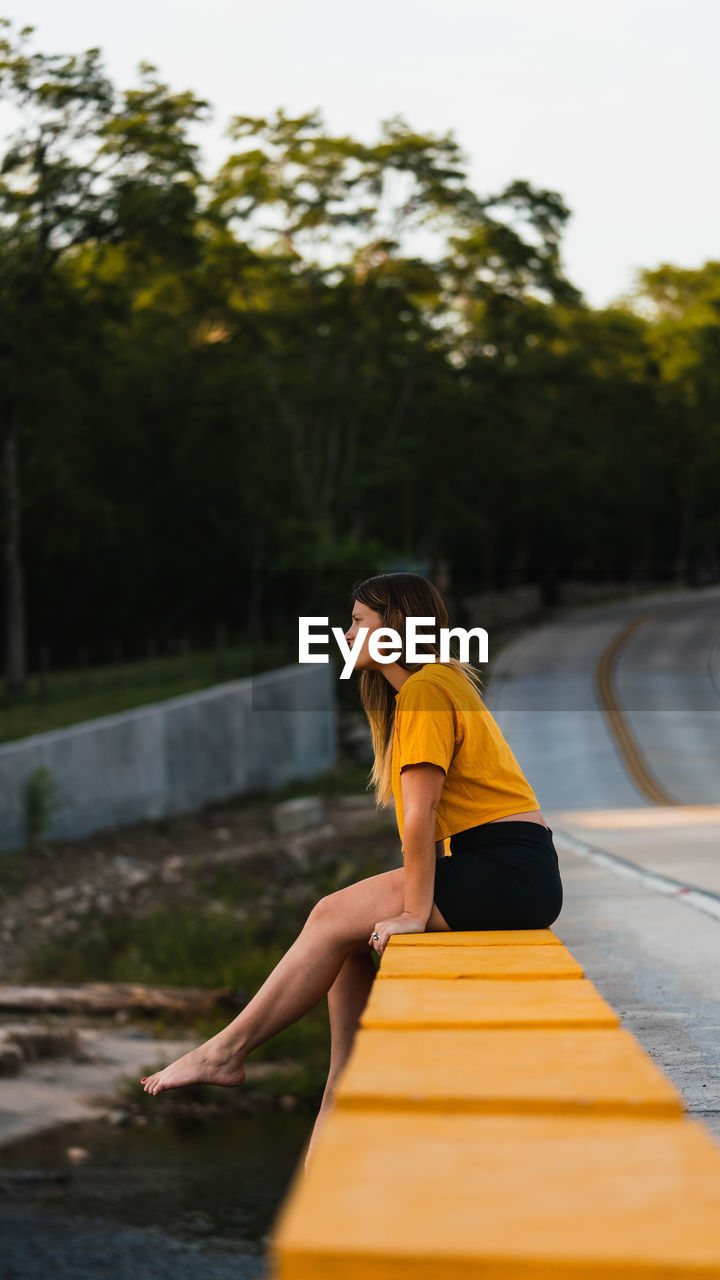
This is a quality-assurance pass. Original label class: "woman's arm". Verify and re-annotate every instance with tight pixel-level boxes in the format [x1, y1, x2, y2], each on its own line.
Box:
[400, 763, 446, 925]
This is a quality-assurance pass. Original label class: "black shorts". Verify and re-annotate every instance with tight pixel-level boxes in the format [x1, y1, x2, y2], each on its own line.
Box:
[433, 821, 564, 931]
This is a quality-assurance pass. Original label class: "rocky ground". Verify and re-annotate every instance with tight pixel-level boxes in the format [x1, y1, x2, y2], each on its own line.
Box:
[1, 792, 384, 975]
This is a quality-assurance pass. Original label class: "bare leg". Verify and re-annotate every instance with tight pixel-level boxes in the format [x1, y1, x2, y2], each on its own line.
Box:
[303, 947, 376, 1169]
[326, 947, 377, 1085]
[141, 865, 450, 1097]
[141, 867, 405, 1095]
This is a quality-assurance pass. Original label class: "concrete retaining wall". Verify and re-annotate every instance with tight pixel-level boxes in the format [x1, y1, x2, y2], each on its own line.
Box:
[0, 663, 337, 854]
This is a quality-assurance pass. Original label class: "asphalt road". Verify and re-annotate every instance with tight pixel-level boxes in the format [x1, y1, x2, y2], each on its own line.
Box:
[485, 583, 720, 1143]
[485, 582, 720, 810]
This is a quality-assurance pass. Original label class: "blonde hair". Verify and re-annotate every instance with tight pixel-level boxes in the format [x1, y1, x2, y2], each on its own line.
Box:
[350, 572, 485, 809]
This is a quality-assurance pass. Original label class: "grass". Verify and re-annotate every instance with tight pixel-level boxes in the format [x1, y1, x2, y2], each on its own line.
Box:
[251, 757, 376, 805]
[20, 839, 387, 995]
[22, 904, 286, 989]
[0, 846, 38, 904]
[0, 638, 295, 746]
[23, 900, 335, 1094]
[17, 832, 388, 1097]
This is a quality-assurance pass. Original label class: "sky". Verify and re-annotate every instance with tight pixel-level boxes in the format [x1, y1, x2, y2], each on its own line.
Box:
[2, 0, 718, 309]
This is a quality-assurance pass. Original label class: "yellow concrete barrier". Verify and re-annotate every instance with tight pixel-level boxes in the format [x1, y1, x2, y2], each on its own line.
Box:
[272, 1110, 720, 1279]
[269, 930, 720, 1278]
[377, 943, 584, 980]
[361, 975, 620, 1028]
[333, 1025, 685, 1117]
[390, 928, 562, 946]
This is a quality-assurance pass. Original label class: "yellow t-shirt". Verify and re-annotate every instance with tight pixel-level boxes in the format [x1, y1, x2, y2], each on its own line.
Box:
[391, 662, 541, 847]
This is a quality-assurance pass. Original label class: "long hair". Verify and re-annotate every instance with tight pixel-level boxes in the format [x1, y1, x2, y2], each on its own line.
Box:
[350, 572, 486, 809]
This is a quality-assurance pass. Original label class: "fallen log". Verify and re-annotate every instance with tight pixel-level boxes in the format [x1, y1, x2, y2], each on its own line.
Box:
[0, 983, 245, 1016]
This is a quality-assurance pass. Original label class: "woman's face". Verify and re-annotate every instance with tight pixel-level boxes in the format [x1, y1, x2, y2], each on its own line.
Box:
[343, 599, 388, 671]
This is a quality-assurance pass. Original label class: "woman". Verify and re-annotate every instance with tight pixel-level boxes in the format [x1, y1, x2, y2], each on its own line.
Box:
[140, 572, 563, 1168]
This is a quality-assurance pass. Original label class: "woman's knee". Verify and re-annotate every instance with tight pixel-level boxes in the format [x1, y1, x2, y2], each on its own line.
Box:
[304, 869, 405, 939]
[305, 889, 359, 934]
[304, 893, 337, 929]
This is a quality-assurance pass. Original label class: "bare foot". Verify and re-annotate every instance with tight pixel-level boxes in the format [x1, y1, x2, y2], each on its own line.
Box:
[140, 1036, 246, 1095]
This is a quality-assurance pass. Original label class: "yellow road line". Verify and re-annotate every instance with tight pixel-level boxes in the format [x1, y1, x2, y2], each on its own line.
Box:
[594, 612, 678, 806]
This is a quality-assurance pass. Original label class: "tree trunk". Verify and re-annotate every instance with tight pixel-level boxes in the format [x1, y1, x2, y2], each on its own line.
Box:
[0, 982, 244, 1016]
[3, 411, 27, 694]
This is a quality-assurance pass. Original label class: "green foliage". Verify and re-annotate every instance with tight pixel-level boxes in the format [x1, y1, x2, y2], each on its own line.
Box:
[24, 903, 276, 987]
[260, 759, 376, 803]
[18, 836, 386, 995]
[16, 834, 388, 1085]
[1, 18, 719, 702]
[23, 764, 62, 849]
[0, 639, 291, 746]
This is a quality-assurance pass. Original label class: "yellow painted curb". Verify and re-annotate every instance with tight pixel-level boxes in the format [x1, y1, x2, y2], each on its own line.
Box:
[360, 977, 620, 1029]
[377, 943, 583, 980]
[334, 1026, 685, 1117]
[388, 928, 562, 946]
[272, 1110, 720, 1279]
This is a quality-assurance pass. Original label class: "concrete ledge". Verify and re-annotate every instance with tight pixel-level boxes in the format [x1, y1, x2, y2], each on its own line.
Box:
[333, 1026, 686, 1117]
[270, 930, 720, 1276]
[272, 1110, 720, 1278]
[361, 976, 619, 1029]
[377, 943, 583, 980]
[388, 928, 563, 946]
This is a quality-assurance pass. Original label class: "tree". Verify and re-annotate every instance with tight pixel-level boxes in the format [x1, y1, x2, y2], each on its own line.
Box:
[202, 110, 583, 597]
[0, 19, 208, 692]
[623, 262, 720, 581]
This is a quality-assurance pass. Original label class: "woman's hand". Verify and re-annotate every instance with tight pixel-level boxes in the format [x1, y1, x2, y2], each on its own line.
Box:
[369, 911, 426, 957]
